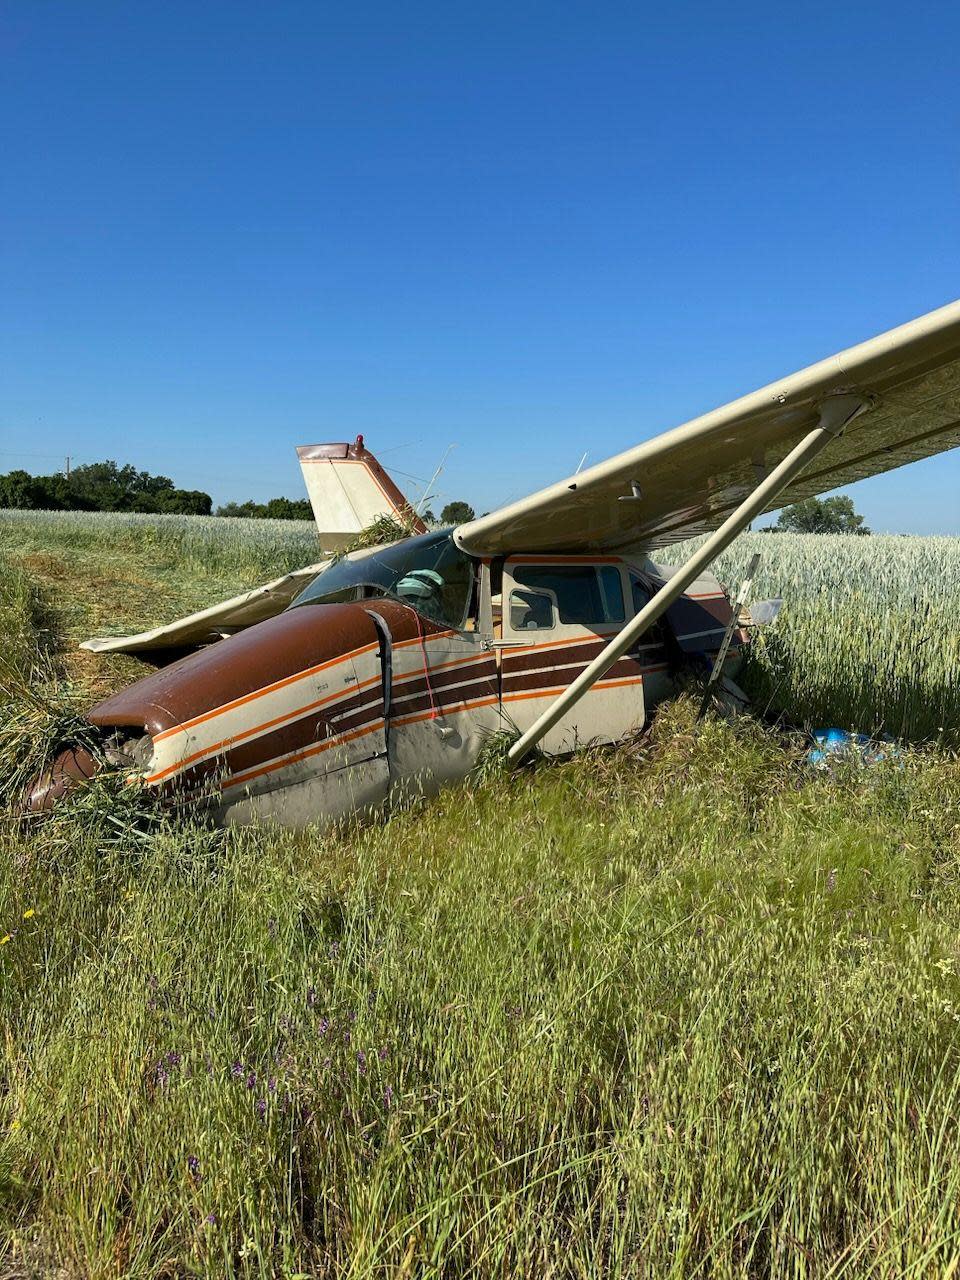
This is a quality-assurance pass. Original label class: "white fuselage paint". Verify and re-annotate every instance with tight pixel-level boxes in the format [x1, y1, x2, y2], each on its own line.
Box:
[138, 555, 735, 828]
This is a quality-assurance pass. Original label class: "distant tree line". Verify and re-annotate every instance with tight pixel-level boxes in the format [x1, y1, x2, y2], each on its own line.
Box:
[0, 460, 479, 525]
[0, 462, 212, 515]
[220, 498, 479, 522]
[215, 497, 314, 520]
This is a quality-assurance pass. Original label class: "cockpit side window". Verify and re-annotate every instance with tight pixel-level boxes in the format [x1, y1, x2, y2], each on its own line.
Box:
[512, 564, 625, 626]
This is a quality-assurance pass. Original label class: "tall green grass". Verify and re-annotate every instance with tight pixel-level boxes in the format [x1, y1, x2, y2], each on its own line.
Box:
[2, 706, 960, 1276]
[3, 512, 960, 1274]
[661, 532, 960, 743]
[0, 507, 318, 582]
[0, 510, 320, 647]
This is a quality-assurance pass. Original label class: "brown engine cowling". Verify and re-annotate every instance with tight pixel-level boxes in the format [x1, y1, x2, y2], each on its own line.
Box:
[25, 602, 387, 814]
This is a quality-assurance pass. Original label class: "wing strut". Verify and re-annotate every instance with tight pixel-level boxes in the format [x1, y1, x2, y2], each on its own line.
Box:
[506, 393, 869, 765]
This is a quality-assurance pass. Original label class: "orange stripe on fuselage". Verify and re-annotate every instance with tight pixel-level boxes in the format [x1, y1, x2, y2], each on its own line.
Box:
[501, 674, 651, 706]
[392, 648, 491, 682]
[145, 673, 384, 784]
[391, 629, 456, 649]
[508, 631, 622, 658]
[151, 641, 381, 743]
[391, 694, 500, 729]
[148, 643, 487, 786]
[221, 719, 386, 791]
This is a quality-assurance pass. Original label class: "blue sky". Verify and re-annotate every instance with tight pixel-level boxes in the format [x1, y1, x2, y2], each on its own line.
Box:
[2, 1, 958, 531]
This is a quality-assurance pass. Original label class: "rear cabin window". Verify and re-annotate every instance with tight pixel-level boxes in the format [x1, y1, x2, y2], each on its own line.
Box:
[631, 575, 650, 613]
[511, 564, 625, 628]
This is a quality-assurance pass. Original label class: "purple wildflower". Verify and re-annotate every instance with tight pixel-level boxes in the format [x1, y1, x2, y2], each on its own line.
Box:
[343, 1030, 351, 1047]
[154, 1061, 169, 1087]
[267, 1076, 277, 1094]
[204, 1211, 218, 1226]
[245, 1072, 257, 1091]
[378, 1046, 388, 1062]
[384, 1085, 394, 1108]
[255, 1098, 267, 1119]
[356, 1050, 367, 1074]
[166, 1051, 181, 1068]
[306, 986, 317, 1008]
[318, 1016, 329, 1036]
[230, 1061, 244, 1079]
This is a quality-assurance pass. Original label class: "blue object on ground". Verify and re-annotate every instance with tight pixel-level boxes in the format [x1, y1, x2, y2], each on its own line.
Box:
[807, 728, 898, 768]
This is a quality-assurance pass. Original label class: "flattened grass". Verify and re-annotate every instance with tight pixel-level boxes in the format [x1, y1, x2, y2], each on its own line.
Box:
[0, 509, 318, 649]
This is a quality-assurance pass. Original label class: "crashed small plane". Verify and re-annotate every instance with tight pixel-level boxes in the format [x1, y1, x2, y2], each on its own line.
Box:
[29, 300, 960, 825]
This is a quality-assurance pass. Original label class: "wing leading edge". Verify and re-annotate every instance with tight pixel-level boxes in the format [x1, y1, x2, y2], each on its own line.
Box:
[454, 299, 960, 557]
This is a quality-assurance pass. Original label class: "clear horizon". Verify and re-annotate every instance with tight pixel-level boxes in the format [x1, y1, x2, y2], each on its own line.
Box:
[2, 2, 958, 534]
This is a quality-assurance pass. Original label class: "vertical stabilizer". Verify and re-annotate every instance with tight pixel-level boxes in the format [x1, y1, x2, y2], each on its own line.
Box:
[296, 436, 426, 551]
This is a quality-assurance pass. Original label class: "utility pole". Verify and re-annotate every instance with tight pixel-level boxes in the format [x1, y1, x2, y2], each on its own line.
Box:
[65, 456, 70, 479]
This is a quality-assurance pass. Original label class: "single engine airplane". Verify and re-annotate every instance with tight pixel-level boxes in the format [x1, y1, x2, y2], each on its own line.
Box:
[28, 300, 960, 826]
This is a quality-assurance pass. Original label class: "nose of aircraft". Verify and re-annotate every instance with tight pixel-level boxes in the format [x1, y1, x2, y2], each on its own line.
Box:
[24, 602, 386, 813]
[25, 745, 101, 814]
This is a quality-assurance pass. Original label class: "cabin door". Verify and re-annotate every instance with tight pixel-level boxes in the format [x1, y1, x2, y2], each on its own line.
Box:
[498, 558, 646, 755]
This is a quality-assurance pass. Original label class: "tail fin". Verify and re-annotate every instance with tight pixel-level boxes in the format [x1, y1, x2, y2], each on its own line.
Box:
[296, 436, 427, 551]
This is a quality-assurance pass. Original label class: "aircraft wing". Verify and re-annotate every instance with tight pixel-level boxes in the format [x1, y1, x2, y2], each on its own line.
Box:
[454, 300, 960, 556]
[80, 562, 329, 655]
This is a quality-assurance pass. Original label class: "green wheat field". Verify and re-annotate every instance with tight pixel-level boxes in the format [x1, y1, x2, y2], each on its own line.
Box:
[1, 509, 960, 1278]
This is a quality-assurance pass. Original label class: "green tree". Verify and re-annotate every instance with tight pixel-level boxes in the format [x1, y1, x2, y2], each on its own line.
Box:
[215, 497, 313, 519]
[440, 500, 475, 525]
[263, 497, 313, 520]
[774, 495, 870, 535]
[0, 461, 211, 515]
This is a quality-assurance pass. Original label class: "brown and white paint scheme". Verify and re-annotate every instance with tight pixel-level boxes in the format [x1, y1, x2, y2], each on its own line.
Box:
[34, 299, 960, 825]
[31, 552, 740, 827]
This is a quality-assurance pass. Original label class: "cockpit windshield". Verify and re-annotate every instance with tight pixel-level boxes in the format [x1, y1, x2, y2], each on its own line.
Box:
[290, 529, 476, 630]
